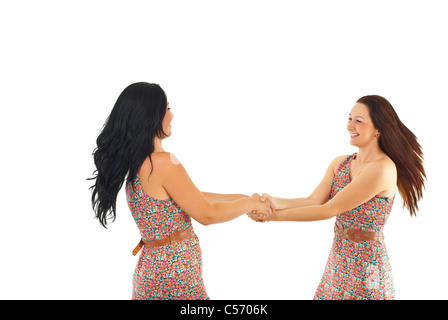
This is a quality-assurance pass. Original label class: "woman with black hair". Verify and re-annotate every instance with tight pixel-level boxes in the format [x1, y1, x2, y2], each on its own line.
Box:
[249, 95, 426, 299]
[89, 82, 273, 299]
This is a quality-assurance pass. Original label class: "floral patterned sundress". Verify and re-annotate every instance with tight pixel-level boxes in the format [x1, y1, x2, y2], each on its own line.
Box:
[314, 153, 395, 299]
[126, 175, 209, 300]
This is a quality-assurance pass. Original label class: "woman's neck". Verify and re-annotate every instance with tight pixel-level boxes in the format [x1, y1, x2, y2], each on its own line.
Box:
[153, 138, 165, 153]
[355, 143, 383, 164]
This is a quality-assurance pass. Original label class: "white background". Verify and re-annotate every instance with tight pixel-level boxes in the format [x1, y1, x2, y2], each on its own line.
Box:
[1, 0, 447, 300]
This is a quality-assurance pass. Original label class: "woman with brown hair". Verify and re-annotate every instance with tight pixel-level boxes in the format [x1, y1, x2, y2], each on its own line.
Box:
[249, 95, 425, 299]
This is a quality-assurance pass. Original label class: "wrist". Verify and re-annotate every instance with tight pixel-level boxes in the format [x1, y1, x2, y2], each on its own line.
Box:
[273, 197, 284, 210]
[244, 197, 259, 213]
[266, 210, 278, 222]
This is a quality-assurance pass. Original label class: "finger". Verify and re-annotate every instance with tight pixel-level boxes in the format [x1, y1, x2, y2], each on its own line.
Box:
[265, 204, 272, 214]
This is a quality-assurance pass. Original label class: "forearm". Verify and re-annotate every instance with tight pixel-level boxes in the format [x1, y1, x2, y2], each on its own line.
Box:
[209, 197, 256, 224]
[268, 203, 335, 222]
[274, 197, 318, 210]
[202, 192, 248, 202]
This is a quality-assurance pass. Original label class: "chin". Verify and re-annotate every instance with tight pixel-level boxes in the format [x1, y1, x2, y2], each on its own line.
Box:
[161, 131, 171, 139]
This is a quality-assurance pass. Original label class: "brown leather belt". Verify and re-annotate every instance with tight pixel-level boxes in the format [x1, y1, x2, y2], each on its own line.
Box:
[334, 221, 384, 242]
[132, 227, 194, 256]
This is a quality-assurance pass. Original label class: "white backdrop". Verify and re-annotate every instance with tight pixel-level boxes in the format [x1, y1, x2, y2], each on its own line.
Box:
[1, 0, 447, 300]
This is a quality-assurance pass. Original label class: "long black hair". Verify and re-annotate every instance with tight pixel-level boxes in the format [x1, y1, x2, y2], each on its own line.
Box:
[357, 95, 426, 216]
[89, 82, 168, 228]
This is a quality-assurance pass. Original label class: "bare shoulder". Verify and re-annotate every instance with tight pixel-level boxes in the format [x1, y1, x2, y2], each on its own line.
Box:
[375, 155, 397, 176]
[139, 152, 183, 176]
[148, 152, 184, 179]
[150, 152, 182, 166]
[362, 155, 397, 178]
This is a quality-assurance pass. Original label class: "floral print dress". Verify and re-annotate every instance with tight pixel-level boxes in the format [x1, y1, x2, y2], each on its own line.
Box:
[314, 154, 395, 299]
[126, 175, 209, 300]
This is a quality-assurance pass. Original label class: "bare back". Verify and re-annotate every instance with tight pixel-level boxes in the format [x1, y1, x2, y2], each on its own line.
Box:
[137, 153, 173, 201]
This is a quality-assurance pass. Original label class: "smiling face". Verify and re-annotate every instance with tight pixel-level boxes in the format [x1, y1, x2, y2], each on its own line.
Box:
[347, 102, 380, 147]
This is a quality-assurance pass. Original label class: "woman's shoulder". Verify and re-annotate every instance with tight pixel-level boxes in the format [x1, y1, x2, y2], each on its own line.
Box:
[151, 152, 182, 166]
[144, 152, 183, 177]
[374, 154, 397, 175]
[358, 154, 397, 180]
[138, 152, 186, 189]
[138, 152, 181, 176]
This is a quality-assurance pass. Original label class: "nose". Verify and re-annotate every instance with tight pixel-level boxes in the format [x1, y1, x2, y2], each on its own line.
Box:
[347, 119, 354, 131]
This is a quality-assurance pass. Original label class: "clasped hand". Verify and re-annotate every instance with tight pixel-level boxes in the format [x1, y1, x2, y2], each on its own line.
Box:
[247, 193, 276, 223]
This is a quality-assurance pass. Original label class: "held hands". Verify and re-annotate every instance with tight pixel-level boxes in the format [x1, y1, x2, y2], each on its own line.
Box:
[247, 193, 276, 223]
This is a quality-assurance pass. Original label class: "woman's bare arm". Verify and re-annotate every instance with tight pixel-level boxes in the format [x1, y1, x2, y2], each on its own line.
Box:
[201, 192, 248, 202]
[155, 153, 271, 225]
[268, 161, 394, 222]
[263, 155, 348, 210]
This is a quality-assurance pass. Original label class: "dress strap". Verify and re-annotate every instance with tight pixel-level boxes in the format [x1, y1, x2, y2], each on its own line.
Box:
[336, 153, 356, 173]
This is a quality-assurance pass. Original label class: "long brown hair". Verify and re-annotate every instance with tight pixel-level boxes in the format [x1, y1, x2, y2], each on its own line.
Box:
[357, 95, 426, 216]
